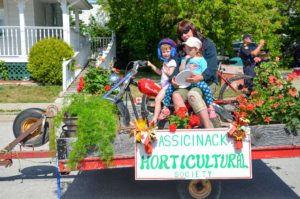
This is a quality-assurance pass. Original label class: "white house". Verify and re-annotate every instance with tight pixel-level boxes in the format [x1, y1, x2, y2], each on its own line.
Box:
[0, 0, 92, 84]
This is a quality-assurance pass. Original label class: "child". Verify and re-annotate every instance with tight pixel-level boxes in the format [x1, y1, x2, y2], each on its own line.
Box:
[147, 38, 177, 124]
[164, 37, 217, 119]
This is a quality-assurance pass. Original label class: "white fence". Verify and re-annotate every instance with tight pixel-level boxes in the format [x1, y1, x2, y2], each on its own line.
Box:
[94, 33, 116, 69]
[0, 26, 64, 56]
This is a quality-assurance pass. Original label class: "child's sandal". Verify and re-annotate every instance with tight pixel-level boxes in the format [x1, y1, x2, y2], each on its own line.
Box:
[208, 108, 217, 119]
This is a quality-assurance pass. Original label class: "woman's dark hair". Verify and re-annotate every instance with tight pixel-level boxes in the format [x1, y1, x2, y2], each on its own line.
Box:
[176, 20, 205, 53]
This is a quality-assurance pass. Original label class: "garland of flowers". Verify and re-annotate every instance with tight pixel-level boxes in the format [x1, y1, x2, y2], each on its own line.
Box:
[130, 119, 156, 154]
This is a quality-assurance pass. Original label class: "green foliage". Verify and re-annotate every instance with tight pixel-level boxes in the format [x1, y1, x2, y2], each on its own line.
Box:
[86, 15, 112, 37]
[52, 94, 118, 168]
[0, 60, 9, 80]
[99, 0, 298, 66]
[82, 67, 112, 95]
[235, 61, 300, 131]
[28, 38, 74, 85]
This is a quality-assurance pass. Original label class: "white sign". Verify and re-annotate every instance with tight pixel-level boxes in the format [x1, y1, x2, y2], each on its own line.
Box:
[135, 129, 252, 180]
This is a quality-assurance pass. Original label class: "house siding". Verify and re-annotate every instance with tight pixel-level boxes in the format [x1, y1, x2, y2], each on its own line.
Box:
[5, 0, 35, 26]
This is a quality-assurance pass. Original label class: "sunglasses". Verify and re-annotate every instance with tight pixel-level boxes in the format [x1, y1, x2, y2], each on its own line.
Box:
[180, 27, 191, 36]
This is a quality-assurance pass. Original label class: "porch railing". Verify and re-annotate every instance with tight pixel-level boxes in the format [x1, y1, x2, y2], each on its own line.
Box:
[0, 26, 21, 56]
[0, 26, 63, 56]
[25, 26, 64, 54]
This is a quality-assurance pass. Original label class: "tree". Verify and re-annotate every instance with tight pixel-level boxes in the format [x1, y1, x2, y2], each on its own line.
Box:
[98, 0, 297, 66]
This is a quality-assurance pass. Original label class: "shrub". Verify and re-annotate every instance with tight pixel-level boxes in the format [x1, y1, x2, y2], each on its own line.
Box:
[28, 38, 74, 85]
[0, 60, 9, 80]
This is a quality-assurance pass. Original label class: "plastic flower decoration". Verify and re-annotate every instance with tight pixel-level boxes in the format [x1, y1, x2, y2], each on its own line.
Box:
[130, 119, 156, 154]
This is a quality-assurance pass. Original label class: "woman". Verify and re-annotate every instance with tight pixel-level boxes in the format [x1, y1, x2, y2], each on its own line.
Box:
[171, 20, 218, 128]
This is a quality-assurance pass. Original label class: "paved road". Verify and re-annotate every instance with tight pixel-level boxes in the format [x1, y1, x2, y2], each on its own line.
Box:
[0, 115, 300, 199]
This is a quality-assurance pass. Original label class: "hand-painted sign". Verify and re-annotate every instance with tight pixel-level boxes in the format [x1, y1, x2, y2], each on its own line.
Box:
[135, 129, 252, 180]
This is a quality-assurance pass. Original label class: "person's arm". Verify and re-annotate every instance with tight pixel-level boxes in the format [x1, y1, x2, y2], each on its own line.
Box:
[147, 61, 162, 76]
[201, 39, 218, 83]
[251, 39, 265, 56]
[162, 60, 176, 77]
[179, 55, 191, 71]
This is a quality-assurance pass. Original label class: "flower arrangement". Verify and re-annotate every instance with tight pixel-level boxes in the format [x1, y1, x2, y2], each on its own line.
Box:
[77, 67, 116, 95]
[234, 61, 300, 134]
[130, 119, 156, 154]
[168, 107, 201, 132]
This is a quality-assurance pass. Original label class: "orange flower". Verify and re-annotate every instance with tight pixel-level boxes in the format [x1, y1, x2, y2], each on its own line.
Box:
[275, 80, 282, 86]
[268, 75, 277, 85]
[241, 88, 248, 93]
[250, 91, 258, 98]
[277, 94, 283, 99]
[255, 100, 264, 106]
[273, 103, 279, 108]
[246, 103, 255, 111]
[269, 97, 274, 101]
[288, 89, 298, 97]
[264, 116, 271, 123]
[239, 103, 247, 111]
[287, 72, 298, 82]
[104, 85, 111, 91]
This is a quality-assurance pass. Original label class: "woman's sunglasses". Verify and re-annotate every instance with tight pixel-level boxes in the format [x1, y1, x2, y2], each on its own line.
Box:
[180, 27, 191, 36]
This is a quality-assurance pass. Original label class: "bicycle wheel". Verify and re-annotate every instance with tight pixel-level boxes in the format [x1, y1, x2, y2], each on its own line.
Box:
[141, 94, 155, 122]
[218, 75, 252, 100]
[217, 75, 252, 115]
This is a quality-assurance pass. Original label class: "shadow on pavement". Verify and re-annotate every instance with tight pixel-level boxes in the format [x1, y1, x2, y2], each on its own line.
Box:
[61, 160, 299, 199]
[0, 165, 75, 181]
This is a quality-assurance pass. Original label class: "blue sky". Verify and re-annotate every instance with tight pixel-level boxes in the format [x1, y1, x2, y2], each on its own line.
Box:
[87, 0, 97, 4]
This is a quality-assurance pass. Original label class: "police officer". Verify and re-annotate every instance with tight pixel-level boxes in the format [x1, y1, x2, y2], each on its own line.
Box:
[239, 34, 265, 93]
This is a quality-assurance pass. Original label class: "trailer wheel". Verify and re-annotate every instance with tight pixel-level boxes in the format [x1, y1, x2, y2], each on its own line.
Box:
[178, 180, 221, 199]
[13, 108, 49, 147]
[188, 180, 212, 199]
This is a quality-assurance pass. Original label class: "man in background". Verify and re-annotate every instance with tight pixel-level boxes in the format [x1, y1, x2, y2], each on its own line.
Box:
[239, 34, 265, 93]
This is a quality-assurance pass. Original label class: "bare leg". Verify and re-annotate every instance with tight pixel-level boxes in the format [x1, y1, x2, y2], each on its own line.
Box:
[188, 90, 212, 128]
[172, 92, 186, 111]
[152, 89, 166, 123]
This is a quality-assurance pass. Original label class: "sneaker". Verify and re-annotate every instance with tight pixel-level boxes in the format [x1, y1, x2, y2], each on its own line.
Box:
[158, 107, 171, 120]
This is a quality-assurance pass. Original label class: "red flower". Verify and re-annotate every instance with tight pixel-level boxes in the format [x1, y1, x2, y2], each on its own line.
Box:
[250, 91, 258, 98]
[268, 75, 277, 85]
[175, 107, 188, 119]
[104, 85, 111, 91]
[246, 103, 255, 111]
[169, 123, 177, 133]
[277, 94, 283, 99]
[238, 103, 246, 110]
[144, 142, 153, 154]
[287, 72, 298, 82]
[264, 116, 271, 123]
[77, 76, 84, 93]
[235, 140, 243, 149]
[273, 103, 279, 108]
[188, 114, 200, 127]
[288, 89, 298, 97]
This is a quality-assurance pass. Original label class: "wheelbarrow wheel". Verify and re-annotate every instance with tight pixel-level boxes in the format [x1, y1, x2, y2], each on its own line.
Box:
[13, 108, 49, 147]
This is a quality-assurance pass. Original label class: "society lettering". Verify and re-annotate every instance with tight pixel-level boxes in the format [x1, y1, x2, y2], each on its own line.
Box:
[140, 154, 248, 170]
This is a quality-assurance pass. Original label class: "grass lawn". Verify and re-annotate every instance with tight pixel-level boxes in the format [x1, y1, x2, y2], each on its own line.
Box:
[0, 85, 61, 103]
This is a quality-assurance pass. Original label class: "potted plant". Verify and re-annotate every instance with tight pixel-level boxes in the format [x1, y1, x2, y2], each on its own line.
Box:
[230, 61, 300, 147]
[51, 94, 119, 168]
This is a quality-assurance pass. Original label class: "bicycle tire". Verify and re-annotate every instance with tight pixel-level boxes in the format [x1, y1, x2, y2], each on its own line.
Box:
[141, 94, 155, 121]
[218, 75, 252, 100]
